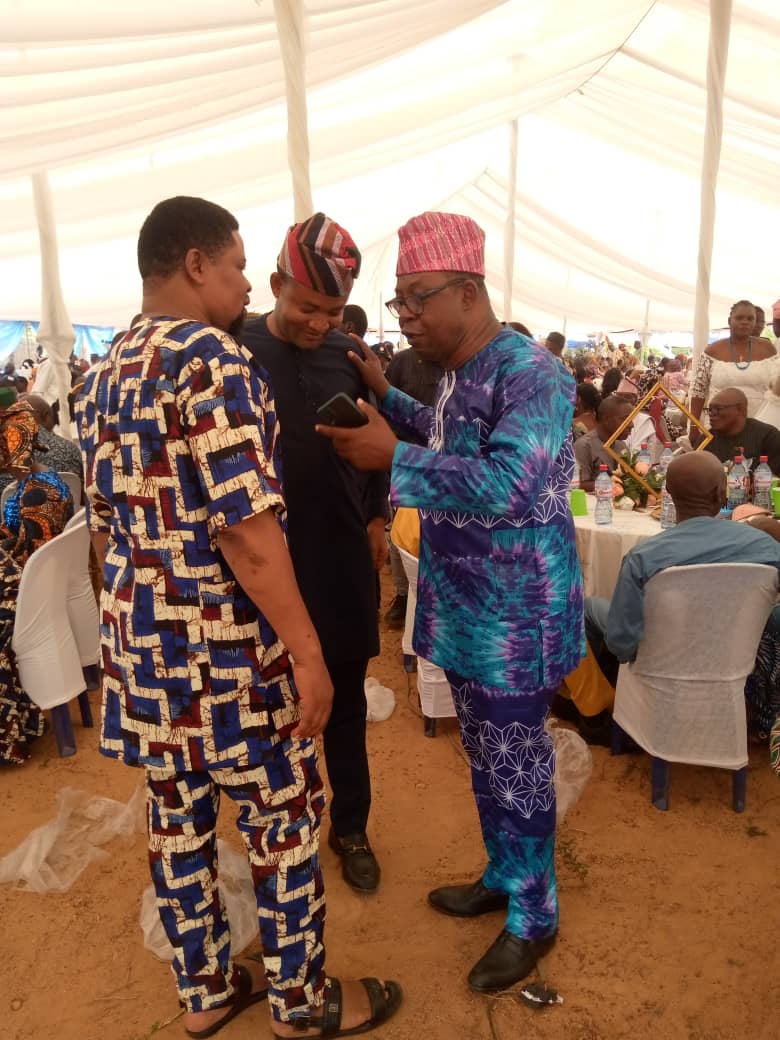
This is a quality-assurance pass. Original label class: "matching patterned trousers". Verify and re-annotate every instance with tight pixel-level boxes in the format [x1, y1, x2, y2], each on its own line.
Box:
[446, 673, 558, 941]
[145, 732, 327, 1025]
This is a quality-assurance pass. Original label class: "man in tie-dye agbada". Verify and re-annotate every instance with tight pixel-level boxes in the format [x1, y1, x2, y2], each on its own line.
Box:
[318, 211, 585, 994]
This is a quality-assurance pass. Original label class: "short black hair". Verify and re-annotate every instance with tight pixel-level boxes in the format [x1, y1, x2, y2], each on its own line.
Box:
[728, 299, 755, 319]
[508, 321, 532, 336]
[601, 367, 622, 397]
[342, 304, 368, 338]
[576, 381, 601, 413]
[137, 196, 239, 280]
[546, 331, 566, 352]
[597, 393, 633, 422]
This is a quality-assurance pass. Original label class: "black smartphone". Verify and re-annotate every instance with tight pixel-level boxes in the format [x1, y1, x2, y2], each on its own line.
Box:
[316, 392, 368, 428]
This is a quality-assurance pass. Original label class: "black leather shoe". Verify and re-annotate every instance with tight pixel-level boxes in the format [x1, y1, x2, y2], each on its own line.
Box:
[468, 929, 557, 993]
[328, 828, 380, 893]
[428, 879, 508, 918]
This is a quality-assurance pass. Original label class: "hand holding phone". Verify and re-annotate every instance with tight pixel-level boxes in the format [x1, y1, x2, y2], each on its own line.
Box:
[316, 392, 368, 428]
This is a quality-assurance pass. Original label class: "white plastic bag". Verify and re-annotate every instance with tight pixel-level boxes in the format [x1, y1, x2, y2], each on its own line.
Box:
[364, 676, 395, 722]
[549, 722, 593, 822]
[140, 839, 259, 961]
[0, 786, 145, 894]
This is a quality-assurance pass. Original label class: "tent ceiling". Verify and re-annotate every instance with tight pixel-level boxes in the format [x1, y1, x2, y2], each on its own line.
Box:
[1, 0, 778, 336]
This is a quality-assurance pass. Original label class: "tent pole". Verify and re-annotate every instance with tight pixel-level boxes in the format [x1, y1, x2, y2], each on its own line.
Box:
[503, 118, 519, 322]
[693, 0, 733, 366]
[272, 0, 313, 220]
[31, 172, 75, 440]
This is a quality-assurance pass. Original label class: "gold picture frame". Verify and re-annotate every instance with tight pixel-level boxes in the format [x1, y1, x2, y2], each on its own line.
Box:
[603, 381, 713, 501]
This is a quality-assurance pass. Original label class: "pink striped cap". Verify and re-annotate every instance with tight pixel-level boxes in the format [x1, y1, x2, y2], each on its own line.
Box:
[396, 211, 485, 277]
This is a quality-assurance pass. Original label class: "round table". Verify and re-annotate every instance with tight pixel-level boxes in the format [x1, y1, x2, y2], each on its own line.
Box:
[573, 495, 662, 598]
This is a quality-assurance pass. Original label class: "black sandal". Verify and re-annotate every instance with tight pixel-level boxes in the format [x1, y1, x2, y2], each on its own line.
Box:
[185, 964, 269, 1039]
[276, 977, 402, 1037]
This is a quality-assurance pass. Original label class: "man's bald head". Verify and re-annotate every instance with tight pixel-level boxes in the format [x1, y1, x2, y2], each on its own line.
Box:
[19, 393, 54, 431]
[665, 452, 726, 519]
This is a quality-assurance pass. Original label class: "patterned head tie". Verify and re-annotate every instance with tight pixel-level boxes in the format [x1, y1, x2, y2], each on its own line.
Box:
[396, 211, 486, 277]
[0, 402, 41, 471]
[277, 212, 361, 297]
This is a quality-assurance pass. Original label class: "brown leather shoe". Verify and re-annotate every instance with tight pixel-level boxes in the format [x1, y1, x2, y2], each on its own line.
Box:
[468, 929, 557, 993]
[327, 828, 380, 893]
[428, 879, 508, 918]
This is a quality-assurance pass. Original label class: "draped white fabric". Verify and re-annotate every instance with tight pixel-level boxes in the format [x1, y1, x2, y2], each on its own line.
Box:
[31, 173, 75, 437]
[1, 0, 778, 336]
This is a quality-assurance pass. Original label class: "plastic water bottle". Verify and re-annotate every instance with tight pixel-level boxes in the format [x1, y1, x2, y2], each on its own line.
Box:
[594, 464, 613, 526]
[753, 456, 772, 509]
[727, 455, 747, 511]
[637, 442, 651, 468]
[660, 476, 676, 528]
[658, 442, 674, 474]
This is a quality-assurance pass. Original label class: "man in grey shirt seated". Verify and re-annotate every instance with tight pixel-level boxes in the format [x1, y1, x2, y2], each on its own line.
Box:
[585, 452, 780, 682]
[573, 394, 634, 491]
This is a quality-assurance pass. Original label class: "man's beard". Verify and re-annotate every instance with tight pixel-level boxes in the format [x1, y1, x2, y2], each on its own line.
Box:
[227, 309, 246, 341]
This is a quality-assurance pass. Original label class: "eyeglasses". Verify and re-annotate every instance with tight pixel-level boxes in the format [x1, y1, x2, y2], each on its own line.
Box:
[385, 278, 466, 319]
[705, 404, 739, 416]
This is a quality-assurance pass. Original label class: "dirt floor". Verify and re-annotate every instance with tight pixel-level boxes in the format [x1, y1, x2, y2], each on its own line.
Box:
[2, 578, 779, 1040]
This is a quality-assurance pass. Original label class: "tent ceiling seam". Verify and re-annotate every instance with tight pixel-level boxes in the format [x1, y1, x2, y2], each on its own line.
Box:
[564, 0, 659, 99]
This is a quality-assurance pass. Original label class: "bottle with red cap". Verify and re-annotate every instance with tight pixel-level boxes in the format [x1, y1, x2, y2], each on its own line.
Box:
[753, 456, 772, 510]
[594, 464, 613, 525]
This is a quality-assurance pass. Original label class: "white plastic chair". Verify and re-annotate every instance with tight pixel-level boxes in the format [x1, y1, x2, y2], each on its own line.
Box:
[64, 506, 86, 531]
[0, 480, 17, 511]
[58, 470, 83, 506]
[12, 520, 98, 756]
[612, 563, 779, 812]
[397, 546, 456, 737]
[65, 520, 100, 670]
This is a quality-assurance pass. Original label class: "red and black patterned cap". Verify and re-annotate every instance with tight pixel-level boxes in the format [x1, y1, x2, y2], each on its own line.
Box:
[277, 212, 361, 297]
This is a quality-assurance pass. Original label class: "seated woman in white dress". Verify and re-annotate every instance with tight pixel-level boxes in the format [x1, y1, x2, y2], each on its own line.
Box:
[690, 300, 778, 441]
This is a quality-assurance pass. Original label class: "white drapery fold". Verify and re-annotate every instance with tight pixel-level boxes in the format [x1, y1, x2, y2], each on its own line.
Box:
[693, 0, 733, 364]
[503, 119, 519, 323]
[2, 1, 778, 337]
[31, 172, 75, 440]
[272, 0, 313, 222]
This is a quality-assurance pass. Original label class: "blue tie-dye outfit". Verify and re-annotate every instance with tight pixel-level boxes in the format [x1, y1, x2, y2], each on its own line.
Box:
[383, 329, 585, 940]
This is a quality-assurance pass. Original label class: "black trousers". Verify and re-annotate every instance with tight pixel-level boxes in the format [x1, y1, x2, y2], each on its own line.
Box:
[323, 657, 371, 836]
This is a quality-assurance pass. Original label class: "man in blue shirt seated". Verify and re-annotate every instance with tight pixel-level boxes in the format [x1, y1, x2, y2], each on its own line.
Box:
[585, 451, 780, 687]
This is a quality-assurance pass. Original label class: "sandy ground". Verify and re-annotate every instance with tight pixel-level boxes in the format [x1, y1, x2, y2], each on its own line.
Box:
[2, 578, 779, 1040]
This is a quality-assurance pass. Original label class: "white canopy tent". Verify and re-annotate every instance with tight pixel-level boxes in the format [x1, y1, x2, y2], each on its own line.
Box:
[1, 0, 778, 342]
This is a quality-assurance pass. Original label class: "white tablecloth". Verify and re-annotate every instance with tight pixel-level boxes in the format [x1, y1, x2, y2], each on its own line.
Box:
[573, 496, 662, 598]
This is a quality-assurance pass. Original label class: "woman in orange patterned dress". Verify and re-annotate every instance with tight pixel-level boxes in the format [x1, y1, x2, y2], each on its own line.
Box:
[0, 402, 73, 764]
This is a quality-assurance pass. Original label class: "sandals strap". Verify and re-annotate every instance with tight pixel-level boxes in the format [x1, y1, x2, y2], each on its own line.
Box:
[320, 977, 343, 1037]
[289, 976, 398, 1037]
[358, 979, 391, 1025]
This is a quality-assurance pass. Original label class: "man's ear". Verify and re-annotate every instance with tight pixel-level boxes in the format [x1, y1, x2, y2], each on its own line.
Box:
[460, 278, 481, 310]
[183, 248, 207, 285]
[270, 271, 283, 299]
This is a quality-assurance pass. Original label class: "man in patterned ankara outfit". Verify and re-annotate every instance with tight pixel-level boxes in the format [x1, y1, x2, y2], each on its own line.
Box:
[318, 211, 585, 994]
[76, 197, 400, 1039]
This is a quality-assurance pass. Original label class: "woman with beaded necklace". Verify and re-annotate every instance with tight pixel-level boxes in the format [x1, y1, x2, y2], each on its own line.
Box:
[0, 402, 73, 764]
[690, 300, 778, 443]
